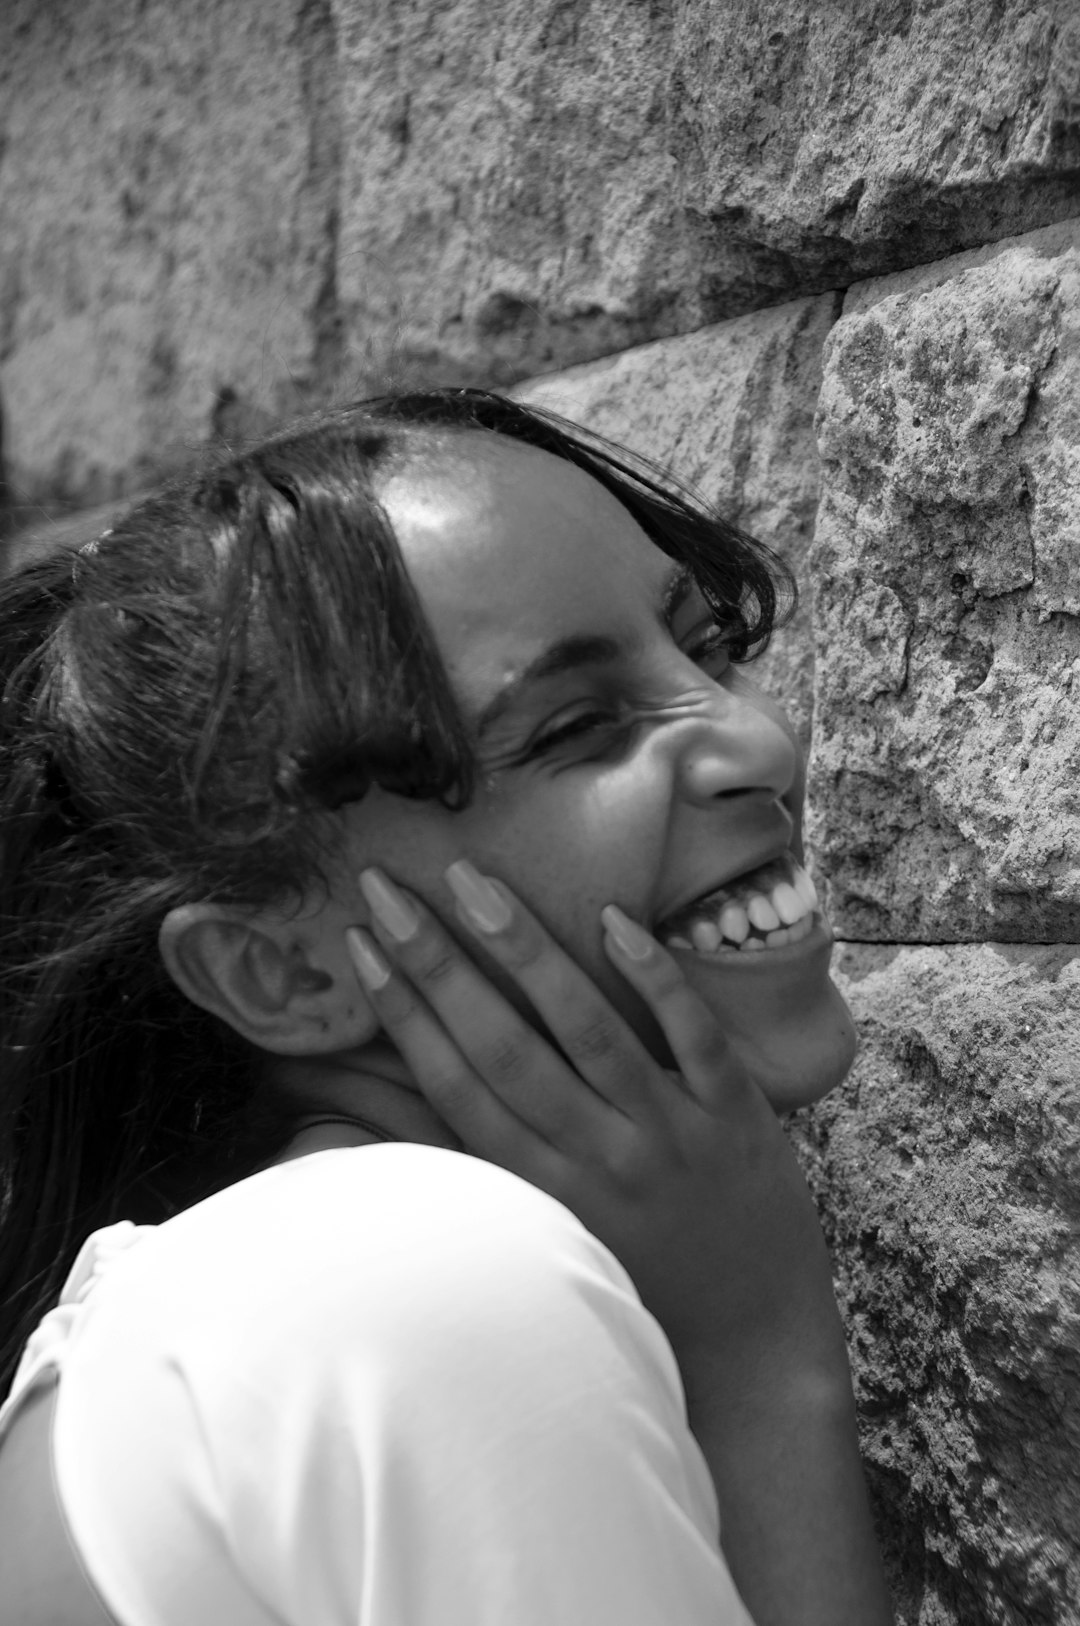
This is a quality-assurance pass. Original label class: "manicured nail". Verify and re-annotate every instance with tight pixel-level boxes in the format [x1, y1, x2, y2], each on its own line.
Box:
[445, 860, 513, 933]
[358, 868, 420, 942]
[601, 904, 654, 960]
[346, 927, 391, 990]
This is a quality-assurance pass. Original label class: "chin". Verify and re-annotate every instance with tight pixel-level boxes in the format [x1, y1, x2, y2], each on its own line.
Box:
[726, 983, 858, 1113]
[673, 925, 858, 1113]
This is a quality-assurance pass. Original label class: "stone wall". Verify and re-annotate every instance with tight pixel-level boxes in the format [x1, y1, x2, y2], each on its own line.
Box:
[4, 0, 1079, 521]
[806, 224, 1080, 1623]
[4, 2, 1080, 1620]
[519, 216, 1080, 1626]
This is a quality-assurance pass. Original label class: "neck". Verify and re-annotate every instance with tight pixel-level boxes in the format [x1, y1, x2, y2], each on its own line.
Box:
[264, 1040, 461, 1152]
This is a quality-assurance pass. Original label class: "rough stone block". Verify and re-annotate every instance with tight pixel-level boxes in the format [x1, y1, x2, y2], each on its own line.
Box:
[809, 219, 1080, 942]
[312, 0, 1080, 386]
[0, 0, 339, 512]
[3, 0, 1078, 509]
[794, 941, 1080, 1625]
[668, 0, 1080, 313]
[517, 294, 837, 743]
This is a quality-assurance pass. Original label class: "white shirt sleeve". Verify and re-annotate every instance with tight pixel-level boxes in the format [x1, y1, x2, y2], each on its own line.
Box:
[55, 1144, 756, 1626]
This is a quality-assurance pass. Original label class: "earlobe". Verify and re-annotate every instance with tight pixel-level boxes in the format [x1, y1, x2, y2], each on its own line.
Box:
[158, 903, 380, 1055]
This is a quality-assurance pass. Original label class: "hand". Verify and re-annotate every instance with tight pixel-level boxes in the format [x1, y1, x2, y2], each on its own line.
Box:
[346, 862, 894, 1625]
[345, 860, 840, 1373]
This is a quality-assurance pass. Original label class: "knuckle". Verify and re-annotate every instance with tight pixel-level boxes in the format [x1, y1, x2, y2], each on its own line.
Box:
[411, 941, 459, 988]
[563, 1009, 622, 1067]
[500, 920, 547, 973]
[423, 1064, 476, 1116]
[373, 977, 418, 1024]
[477, 1035, 531, 1088]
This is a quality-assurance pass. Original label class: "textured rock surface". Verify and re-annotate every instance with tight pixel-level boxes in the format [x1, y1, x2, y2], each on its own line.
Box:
[3, 0, 1079, 511]
[810, 220, 1080, 943]
[0, 0, 340, 514]
[518, 294, 838, 744]
[668, 0, 1080, 313]
[795, 942, 1080, 1625]
[521, 236, 1080, 1625]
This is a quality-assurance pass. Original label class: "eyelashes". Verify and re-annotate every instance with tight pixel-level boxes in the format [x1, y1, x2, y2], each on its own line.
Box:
[525, 626, 735, 761]
[528, 708, 625, 755]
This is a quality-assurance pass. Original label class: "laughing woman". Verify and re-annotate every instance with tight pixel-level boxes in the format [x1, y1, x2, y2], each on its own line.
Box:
[0, 392, 892, 1626]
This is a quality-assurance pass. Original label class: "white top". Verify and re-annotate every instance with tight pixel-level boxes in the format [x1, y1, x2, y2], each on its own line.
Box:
[0, 1143, 754, 1626]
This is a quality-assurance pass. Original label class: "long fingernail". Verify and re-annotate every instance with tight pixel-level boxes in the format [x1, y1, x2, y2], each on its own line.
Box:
[601, 904, 654, 960]
[445, 860, 512, 934]
[359, 868, 420, 942]
[346, 926, 391, 990]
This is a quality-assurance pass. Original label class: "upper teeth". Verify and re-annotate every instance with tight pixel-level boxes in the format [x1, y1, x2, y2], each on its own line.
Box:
[660, 857, 819, 957]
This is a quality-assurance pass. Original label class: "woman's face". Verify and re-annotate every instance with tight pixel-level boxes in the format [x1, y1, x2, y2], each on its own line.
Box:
[335, 435, 855, 1111]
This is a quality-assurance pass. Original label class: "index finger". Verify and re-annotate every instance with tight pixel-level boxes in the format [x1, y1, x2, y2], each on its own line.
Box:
[600, 904, 762, 1117]
[440, 861, 671, 1114]
[356, 866, 645, 1139]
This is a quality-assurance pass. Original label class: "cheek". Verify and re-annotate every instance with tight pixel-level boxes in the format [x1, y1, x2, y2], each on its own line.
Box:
[340, 782, 675, 1064]
[336, 796, 464, 924]
[459, 775, 674, 1053]
[466, 770, 667, 932]
[336, 788, 611, 944]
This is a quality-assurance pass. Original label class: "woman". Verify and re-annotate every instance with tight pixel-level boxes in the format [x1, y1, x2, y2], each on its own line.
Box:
[0, 390, 891, 1624]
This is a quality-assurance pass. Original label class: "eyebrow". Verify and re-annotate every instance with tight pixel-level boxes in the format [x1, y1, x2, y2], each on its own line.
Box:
[473, 563, 696, 738]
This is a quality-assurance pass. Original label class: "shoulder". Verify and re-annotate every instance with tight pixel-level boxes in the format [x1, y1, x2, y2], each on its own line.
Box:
[248, 1145, 643, 1353]
[175, 1147, 695, 1500]
[175, 1141, 627, 1292]
[108, 1145, 646, 1373]
[53, 1145, 724, 1624]
[64, 1145, 687, 1459]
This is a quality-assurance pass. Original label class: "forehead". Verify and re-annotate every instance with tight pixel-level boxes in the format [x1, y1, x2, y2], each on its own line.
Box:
[378, 437, 671, 705]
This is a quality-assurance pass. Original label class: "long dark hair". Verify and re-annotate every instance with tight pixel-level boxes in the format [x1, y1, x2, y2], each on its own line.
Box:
[0, 388, 794, 1391]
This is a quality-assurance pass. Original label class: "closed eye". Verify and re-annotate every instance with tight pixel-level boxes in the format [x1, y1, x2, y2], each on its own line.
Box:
[527, 707, 623, 757]
[527, 628, 734, 759]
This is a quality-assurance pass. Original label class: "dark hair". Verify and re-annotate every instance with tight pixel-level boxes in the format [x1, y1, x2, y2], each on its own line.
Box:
[0, 387, 794, 1391]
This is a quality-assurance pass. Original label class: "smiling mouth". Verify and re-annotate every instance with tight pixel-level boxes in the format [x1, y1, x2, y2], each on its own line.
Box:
[655, 851, 820, 957]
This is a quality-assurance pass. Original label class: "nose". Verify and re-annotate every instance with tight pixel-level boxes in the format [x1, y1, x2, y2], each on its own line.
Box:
[673, 692, 797, 806]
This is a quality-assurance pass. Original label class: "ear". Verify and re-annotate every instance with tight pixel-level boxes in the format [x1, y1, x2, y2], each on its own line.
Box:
[158, 903, 381, 1056]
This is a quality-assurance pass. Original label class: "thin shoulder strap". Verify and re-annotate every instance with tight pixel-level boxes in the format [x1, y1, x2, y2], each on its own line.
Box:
[288, 1114, 397, 1144]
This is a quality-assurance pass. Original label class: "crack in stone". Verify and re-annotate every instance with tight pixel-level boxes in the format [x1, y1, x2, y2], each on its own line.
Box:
[835, 938, 1080, 947]
[294, 0, 345, 401]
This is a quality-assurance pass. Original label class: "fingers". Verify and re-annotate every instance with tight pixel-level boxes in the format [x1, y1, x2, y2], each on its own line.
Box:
[434, 869, 734, 1120]
[385, 860, 658, 1117]
[345, 926, 566, 1183]
[350, 868, 628, 1151]
[600, 904, 759, 1114]
[348, 863, 754, 1153]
